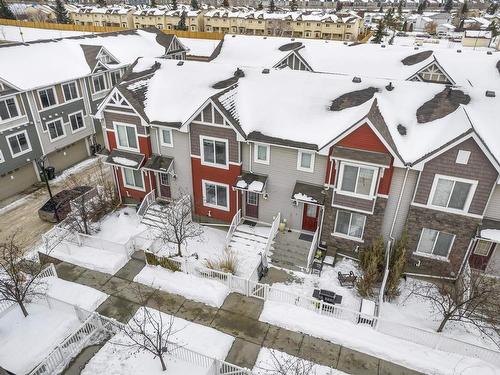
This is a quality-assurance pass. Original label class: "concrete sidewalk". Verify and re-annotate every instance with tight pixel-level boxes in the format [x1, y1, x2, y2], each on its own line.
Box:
[52, 255, 422, 375]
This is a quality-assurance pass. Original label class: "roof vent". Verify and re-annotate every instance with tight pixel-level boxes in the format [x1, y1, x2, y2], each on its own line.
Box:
[177, 61, 184, 66]
[414, 46, 419, 50]
[385, 82, 394, 91]
[381, 44, 386, 48]
[487, 51, 492, 55]
[234, 68, 245, 78]
[486, 90, 496, 97]
[352, 77, 362, 83]
[397, 124, 407, 136]
[262, 68, 270, 74]
[457, 49, 462, 53]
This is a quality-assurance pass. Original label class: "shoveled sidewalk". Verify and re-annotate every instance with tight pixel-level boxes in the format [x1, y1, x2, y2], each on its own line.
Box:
[47, 252, 422, 375]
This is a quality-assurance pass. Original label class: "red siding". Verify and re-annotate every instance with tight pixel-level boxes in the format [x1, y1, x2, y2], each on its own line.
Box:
[114, 167, 154, 201]
[191, 157, 241, 222]
[324, 123, 393, 195]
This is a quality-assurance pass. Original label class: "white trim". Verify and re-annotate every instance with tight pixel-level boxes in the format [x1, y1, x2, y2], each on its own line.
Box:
[37, 86, 59, 110]
[330, 155, 389, 169]
[61, 81, 80, 102]
[202, 179, 230, 211]
[336, 161, 378, 199]
[92, 73, 108, 94]
[427, 173, 478, 214]
[113, 122, 140, 152]
[297, 149, 315, 173]
[68, 110, 86, 134]
[200, 135, 229, 169]
[46, 118, 66, 142]
[0, 149, 4, 163]
[121, 167, 146, 192]
[6, 129, 32, 158]
[159, 128, 174, 148]
[254, 143, 270, 165]
[332, 209, 366, 242]
[0, 95, 22, 123]
[415, 227, 455, 261]
[456, 150, 471, 165]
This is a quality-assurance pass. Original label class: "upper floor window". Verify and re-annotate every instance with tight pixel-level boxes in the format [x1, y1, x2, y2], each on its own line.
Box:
[338, 163, 377, 197]
[254, 143, 270, 165]
[47, 119, 65, 141]
[201, 136, 227, 168]
[416, 228, 454, 259]
[160, 128, 173, 147]
[93, 74, 107, 93]
[7, 130, 31, 157]
[297, 150, 315, 172]
[62, 82, 79, 101]
[38, 87, 57, 108]
[0, 97, 20, 121]
[115, 123, 138, 151]
[69, 111, 85, 133]
[110, 70, 122, 86]
[429, 175, 476, 212]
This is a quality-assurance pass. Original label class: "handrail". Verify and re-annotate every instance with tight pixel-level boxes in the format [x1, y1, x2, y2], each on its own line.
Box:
[225, 209, 241, 247]
[306, 227, 319, 273]
[137, 190, 156, 218]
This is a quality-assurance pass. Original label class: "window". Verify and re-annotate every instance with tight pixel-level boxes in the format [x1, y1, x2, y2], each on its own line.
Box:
[297, 150, 315, 172]
[110, 70, 121, 86]
[0, 97, 19, 121]
[123, 168, 144, 190]
[201, 137, 227, 167]
[69, 112, 85, 132]
[339, 163, 377, 197]
[430, 176, 475, 211]
[254, 143, 269, 164]
[160, 128, 173, 147]
[416, 228, 455, 259]
[474, 240, 492, 256]
[47, 119, 65, 141]
[0, 150, 4, 163]
[456, 150, 471, 165]
[62, 82, 79, 101]
[92, 74, 107, 93]
[419, 64, 449, 83]
[7, 130, 31, 156]
[247, 191, 258, 205]
[38, 88, 57, 108]
[115, 123, 138, 150]
[333, 210, 366, 241]
[160, 173, 169, 186]
[203, 181, 229, 210]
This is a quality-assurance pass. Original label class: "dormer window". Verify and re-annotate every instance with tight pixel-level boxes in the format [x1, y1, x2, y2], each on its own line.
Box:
[100, 54, 113, 64]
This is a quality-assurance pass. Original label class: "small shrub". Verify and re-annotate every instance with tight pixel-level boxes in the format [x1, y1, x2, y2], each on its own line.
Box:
[145, 252, 181, 272]
[204, 248, 239, 275]
[357, 236, 385, 298]
[385, 230, 408, 301]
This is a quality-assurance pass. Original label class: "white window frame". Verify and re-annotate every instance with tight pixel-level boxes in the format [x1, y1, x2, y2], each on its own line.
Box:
[0, 149, 4, 163]
[254, 143, 270, 165]
[61, 81, 80, 102]
[202, 180, 230, 211]
[6, 129, 32, 157]
[114, 122, 139, 152]
[121, 167, 145, 192]
[68, 110, 85, 134]
[428, 174, 477, 214]
[0, 96, 21, 122]
[474, 240, 493, 256]
[46, 118, 66, 142]
[415, 228, 455, 261]
[160, 128, 174, 148]
[332, 210, 366, 242]
[297, 150, 315, 173]
[37, 86, 58, 109]
[456, 150, 471, 165]
[200, 135, 229, 169]
[337, 161, 378, 199]
[110, 70, 122, 86]
[92, 73, 108, 94]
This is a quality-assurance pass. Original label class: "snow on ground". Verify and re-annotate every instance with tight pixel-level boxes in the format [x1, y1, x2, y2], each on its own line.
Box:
[253, 348, 347, 375]
[134, 265, 230, 308]
[82, 307, 234, 375]
[260, 301, 498, 375]
[95, 207, 148, 244]
[0, 25, 92, 43]
[45, 276, 108, 311]
[50, 157, 101, 184]
[179, 37, 221, 57]
[0, 302, 81, 374]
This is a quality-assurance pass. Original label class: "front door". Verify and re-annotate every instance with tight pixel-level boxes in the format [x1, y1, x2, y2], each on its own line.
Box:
[302, 203, 319, 232]
[246, 191, 259, 219]
[469, 240, 495, 271]
[159, 172, 171, 199]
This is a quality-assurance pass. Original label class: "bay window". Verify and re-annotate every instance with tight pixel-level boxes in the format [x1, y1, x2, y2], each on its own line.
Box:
[201, 137, 227, 167]
[430, 175, 475, 212]
[416, 228, 455, 259]
[203, 181, 229, 210]
[115, 123, 138, 151]
[333, 210, 366, 241]
[338, 163, 377, 197]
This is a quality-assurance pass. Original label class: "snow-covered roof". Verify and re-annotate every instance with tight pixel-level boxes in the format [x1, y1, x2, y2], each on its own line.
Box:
[0, 29, 174, 91]
[75, 5, 135, 15]
[113, 58, 500, 167]
[464, 30, 492, 39]
[179, 37, 221, 57]
[204, 9, 359, 23]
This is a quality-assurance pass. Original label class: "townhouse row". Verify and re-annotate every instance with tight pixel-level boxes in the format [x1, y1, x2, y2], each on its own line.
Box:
[95, 56, 500, 280]
[0, 29, 187, 200]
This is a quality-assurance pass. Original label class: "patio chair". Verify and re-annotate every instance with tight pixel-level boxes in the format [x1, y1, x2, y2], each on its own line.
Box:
[338, 271, 357, 288]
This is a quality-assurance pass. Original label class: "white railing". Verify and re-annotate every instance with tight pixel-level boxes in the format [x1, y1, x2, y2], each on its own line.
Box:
[137, 189, 156, 217]
[225, 209, 242, 247]
[262, 212, 280, 259]
[306, 227, 319, 273]
[74, 232, 133, 257]
[69, 186, 101, 212]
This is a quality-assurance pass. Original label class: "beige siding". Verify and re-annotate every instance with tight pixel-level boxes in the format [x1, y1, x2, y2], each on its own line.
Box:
[485, 185, 500, 220]
[46, 139, 90, 172]
[0, 163, 38, 201]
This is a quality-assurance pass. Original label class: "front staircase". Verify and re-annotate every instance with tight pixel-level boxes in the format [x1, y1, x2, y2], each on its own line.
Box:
[227, 225, 269, 254]
[140, 202, 169, 227]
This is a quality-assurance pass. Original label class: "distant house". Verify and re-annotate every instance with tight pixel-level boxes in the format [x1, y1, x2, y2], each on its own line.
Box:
[462, 30, 492, 48]
[436, 23, 455, 37]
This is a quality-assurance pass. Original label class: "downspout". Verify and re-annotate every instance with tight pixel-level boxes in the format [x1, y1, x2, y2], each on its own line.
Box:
[389, 165, 411, 240]
[325, 156, 334, 191]
[155, 126, 161, 155]
[248, 141, 253, 173]
[113, 166, 122, 203]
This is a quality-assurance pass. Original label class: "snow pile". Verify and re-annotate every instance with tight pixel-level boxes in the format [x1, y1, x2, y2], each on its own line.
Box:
[248, 181, 264, 192]
[112, 156, 138, 167]
[50, 157, 100, 183]
[134, 265, 230, 308]
[0, 25, 90, 43]
[179, 37, 220, 58]
[293, 192, 317, 203]
[236, 180, 248, 188]
[45, 276, 108, 311]
[480, 229, 500, 243]
[95, 207, 147, 244]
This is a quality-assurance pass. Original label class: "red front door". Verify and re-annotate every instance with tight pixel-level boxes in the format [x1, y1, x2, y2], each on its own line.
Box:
[245, 191, 259, 219]
[302, 203, 319, 232]
[159, 172, 171, 199]
[469, 240, 495, 271]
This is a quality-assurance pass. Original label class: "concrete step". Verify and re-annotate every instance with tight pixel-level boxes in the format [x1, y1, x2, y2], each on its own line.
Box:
[272, 245, 310, 257]
[270, 251, 308, 266]
[234, 227, 270, 240]
[230, 236, 268, 249]
[232, 231, 268, 244]
[269, 257, 306, 272]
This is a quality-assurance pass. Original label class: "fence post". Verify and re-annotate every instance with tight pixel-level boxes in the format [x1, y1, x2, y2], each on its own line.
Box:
[50, 263, 58, 278]
[319, 300, 323, 315]
[77, 233, 82, 246]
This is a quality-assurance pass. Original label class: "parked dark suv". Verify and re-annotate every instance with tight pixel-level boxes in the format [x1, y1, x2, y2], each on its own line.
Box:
[38, 186, 92, 223]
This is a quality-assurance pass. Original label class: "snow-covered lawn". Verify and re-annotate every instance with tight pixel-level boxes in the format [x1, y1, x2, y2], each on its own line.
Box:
[134, 265, 230, 308]
[82, 307, 234, 375]
[253, 348, 347, 375]
[0, 25, 91, 43]
[94, 207, 148, 244]
[260, 301, 498, 375]
[45, 276, 108, 311]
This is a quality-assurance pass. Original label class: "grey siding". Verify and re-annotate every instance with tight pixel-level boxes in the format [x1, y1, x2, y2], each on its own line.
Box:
[413, 138, 498, 216]
[46, 138, 89, 173]
[332, 192, 375, 213]
[190, 122, 239, 163]
[484, 185, 500, 220]
[381, 167, 419, 241]
[241, 143, 327, 229]
[103, 111, 147, 135]
[151, 127, 193, 199]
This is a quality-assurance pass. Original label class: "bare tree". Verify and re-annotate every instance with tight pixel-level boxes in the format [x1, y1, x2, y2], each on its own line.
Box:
[255, 349, 316, 375]
[155, 196, 203, 257]
[410, 266, 500, 348]
[0, 234, 48, 317]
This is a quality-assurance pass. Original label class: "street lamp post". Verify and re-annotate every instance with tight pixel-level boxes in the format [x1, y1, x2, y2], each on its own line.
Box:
[36, 156, 60, 223]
